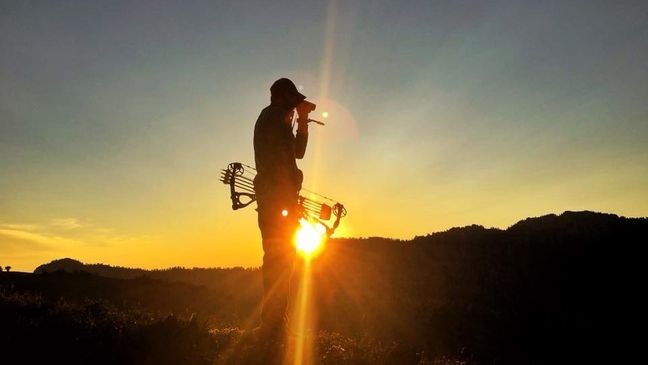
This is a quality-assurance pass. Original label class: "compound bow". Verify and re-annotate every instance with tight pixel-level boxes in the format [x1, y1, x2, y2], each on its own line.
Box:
[220, 162, 347, 237]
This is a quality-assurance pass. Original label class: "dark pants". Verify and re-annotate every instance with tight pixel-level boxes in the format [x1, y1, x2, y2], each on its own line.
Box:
[257, 194, 298, 337]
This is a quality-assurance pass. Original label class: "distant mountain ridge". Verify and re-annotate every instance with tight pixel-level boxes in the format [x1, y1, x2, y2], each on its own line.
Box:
[34, 257, 252, 276]
[34, 258, 258, 291]
[35, 210, 646, 279]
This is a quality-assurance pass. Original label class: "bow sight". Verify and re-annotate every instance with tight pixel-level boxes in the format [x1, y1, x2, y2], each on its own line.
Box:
[220, 162, 347, 237]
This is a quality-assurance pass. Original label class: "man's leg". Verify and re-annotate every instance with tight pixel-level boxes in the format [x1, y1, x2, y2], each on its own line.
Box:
[258, 203, 296, 339]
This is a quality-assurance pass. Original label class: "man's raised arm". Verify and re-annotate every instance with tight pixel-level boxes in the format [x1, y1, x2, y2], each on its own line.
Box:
[294, 119, 308, 159]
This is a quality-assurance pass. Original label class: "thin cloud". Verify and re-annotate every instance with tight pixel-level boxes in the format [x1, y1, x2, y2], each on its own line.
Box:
[49, 218, 83, 229]
[0, 228, 57, 254]
[0, 220, 158, 271]
[0, 220, 156, 251]
[0, 227, 82, 248]
[0, 223, 43, 231]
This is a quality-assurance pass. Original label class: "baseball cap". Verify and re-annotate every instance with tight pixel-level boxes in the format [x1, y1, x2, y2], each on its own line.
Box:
[270, 78, 306, 105]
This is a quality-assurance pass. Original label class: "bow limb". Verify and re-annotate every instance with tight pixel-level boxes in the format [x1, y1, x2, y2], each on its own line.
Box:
[222, 162, 257, 210]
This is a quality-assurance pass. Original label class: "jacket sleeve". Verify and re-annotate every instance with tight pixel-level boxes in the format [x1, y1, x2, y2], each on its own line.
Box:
[294, 130, 308, 159]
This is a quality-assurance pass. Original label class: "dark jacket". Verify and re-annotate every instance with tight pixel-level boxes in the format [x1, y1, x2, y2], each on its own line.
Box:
[253, 105, 308, 200]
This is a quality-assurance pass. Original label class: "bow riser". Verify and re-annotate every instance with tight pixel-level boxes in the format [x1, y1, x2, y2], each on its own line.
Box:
[221, 162, 347, 237]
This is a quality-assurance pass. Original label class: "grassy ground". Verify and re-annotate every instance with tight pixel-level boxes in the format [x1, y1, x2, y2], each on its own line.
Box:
[0, 287, 470, 365]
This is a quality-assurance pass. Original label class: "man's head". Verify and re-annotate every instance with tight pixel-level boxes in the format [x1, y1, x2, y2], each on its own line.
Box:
[270, 78, 306, 109]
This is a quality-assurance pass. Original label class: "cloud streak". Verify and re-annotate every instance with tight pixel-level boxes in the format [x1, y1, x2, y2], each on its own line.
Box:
[49, 218, 83, 229]
[0, 219, 157, 271]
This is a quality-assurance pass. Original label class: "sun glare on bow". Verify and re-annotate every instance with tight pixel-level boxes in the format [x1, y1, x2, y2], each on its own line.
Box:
[294, 218, 326, 259]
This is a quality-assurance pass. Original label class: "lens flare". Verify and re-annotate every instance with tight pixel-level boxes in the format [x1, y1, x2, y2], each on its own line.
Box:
[294, 218, 326, 259]
[322, 111, 329, 118]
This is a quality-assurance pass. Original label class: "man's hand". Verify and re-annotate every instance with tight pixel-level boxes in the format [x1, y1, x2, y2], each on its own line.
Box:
[295, 100, 315, 120]
[295, 100, 314, 133]
[296, 117, 309, 134]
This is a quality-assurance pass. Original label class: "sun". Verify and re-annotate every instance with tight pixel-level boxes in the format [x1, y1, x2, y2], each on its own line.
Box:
[294, 218, 327, 259]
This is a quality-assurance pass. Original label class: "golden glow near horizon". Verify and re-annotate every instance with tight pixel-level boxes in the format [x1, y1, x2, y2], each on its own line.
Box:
[294, 219, 327, 260]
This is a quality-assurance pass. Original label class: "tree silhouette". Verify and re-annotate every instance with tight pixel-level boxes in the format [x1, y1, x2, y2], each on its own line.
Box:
[5, 266, 10, 272]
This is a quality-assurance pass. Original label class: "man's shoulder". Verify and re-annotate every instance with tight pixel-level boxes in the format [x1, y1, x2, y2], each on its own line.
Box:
[256, 105, 286, 132]
[258, 105, 285, 121]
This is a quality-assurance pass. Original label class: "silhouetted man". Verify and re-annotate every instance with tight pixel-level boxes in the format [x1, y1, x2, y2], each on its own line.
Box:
[253, 78, 311, 339]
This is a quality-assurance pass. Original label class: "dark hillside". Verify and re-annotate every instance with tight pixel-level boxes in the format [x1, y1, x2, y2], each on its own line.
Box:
[4, 211, 645, 363]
